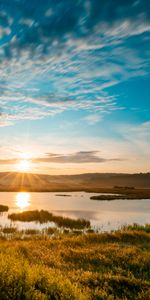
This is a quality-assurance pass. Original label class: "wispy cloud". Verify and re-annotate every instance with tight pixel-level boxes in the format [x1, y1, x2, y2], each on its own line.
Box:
[0, 0, 150, 126]
[1, 0, 150, 57]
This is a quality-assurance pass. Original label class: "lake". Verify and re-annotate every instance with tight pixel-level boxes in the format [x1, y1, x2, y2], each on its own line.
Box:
[0, 191, 149, 231]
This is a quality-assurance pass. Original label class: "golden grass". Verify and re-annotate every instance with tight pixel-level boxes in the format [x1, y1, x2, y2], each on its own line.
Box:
[0, 225, 149, 299]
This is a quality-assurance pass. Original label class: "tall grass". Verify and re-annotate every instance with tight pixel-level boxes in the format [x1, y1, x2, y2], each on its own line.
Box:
[0, 225, 149, 299]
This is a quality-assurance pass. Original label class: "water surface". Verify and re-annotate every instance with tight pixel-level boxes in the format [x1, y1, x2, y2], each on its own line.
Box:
[0, 192, 149, 231]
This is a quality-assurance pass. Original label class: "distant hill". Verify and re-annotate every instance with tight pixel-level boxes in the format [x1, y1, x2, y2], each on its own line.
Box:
[0, 172, 150, 191]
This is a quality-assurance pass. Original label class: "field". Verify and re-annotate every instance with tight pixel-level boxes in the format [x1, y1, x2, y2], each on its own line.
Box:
[0, 225, 149, 299]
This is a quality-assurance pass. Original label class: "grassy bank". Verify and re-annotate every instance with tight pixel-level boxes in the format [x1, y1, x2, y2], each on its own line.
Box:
[0, 225, 149, 299]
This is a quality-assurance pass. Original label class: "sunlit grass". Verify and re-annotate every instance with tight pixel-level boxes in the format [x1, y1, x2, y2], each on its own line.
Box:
[0, 225, 149, 299]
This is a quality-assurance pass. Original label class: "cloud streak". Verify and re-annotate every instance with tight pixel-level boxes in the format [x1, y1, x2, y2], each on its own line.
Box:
[33, 151, 123, 164]
[0, 151, 123, 165]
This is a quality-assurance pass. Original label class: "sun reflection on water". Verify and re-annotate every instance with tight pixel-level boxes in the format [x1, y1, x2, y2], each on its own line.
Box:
[16, 192, 31, 209]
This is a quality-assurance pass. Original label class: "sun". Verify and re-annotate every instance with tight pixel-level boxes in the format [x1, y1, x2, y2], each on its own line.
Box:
[17, 159, 31, 172]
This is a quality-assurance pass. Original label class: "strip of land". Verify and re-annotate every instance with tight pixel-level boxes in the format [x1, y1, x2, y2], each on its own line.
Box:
[90, 193, 150, 200]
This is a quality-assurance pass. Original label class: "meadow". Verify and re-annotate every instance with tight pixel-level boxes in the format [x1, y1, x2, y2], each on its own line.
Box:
[0, 224, 149, 299]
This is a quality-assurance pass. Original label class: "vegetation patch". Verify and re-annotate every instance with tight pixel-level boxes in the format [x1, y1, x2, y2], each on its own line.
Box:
[0, 225, 149, 299]
[0, 204, 9, 212]
[122, 223, 150, 233]
[90, 194, 150, 200]
[24, 229, 40, 235]
[1, 226, 17, 234]
[46, 227, 58, 235]
[8, 210, 91, 229]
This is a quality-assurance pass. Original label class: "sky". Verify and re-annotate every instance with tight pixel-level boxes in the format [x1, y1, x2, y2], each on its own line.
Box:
[0, 0, 150, 175]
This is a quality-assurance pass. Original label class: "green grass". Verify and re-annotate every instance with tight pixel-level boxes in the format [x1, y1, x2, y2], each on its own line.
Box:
[8, 210, 91, 229]
[0, 225, 149, 299]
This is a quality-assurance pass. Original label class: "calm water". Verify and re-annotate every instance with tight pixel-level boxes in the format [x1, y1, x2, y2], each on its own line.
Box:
[0, 191, 149, 231]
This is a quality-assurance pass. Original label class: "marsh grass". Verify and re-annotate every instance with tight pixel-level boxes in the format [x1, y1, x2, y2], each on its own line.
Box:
[8, 210, 91, 229]
[1, 226, 17, 234]
[24, 229, 41, 235]
[0, 225, 149, 299]
[122, 223, 150, 233]
[46, 227, 58, 235]
[0, 204, 9, 212]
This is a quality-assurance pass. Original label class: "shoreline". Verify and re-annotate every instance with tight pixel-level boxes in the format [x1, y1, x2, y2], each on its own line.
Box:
[0, 187, 150, 199]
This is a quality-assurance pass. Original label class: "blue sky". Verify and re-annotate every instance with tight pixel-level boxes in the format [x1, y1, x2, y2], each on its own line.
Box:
[0, 0, 150, 174]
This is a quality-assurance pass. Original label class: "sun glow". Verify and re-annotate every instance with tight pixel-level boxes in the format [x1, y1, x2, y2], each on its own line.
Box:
[16, 192, 31, 209]
[17, 159, 31, 172]
[20, 152, 32, 160]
